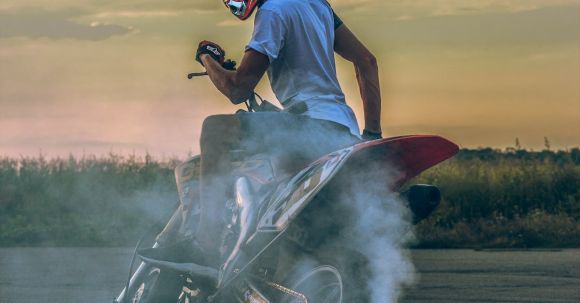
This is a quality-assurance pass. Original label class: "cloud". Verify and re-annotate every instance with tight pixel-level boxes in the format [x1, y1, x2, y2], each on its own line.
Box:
[330, 0, 580, 18]
[353, 5, 580, 49]
[0, 9, 133, 40]
[417, 0, 580, 16]
[0, 0, 222, 15]
[93, 11, 181, 18]
[93, 0, 221, 13]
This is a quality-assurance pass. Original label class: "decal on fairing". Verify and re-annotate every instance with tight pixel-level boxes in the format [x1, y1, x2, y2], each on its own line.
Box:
[258, 147, 354, 231]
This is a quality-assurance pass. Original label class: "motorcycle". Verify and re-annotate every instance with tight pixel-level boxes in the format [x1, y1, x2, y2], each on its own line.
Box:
[112, 69, 458, 303]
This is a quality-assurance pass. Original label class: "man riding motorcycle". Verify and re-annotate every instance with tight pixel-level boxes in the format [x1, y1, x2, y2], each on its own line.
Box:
[141, 0, 383, 270]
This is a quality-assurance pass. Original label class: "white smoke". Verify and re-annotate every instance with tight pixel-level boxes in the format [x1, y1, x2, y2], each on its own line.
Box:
[346, 183, 416, 302]
[199, 112, 418, 302]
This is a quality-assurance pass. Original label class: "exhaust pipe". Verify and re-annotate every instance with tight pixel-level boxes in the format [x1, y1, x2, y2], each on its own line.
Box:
[406, 184, 441, 224]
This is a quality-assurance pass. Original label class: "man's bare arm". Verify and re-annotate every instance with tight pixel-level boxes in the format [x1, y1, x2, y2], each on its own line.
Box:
[334, 24, 382, 134]
[201, 49, 270, 104]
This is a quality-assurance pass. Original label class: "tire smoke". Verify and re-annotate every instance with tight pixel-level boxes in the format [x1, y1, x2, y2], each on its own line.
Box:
[347, 184, 416, 302]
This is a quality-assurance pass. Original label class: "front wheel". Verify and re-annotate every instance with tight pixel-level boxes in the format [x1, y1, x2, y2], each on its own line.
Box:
[126, 268, 182, 303]
[281, 249, 370, 303]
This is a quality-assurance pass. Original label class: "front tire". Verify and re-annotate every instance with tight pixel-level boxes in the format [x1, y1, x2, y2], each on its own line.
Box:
[126, 268, 182, 303]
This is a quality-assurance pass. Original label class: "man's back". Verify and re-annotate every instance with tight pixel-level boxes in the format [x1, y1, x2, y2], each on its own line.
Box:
[248, 0, 360, 136]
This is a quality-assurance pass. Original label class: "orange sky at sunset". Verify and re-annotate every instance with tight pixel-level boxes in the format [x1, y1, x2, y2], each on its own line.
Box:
[1, 0, 579, 158]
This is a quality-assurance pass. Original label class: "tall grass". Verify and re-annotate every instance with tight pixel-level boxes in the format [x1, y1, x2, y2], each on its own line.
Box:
[0, 154, 178, 246]
[0, 148, 578, 247]
[413, 148, 580, 248]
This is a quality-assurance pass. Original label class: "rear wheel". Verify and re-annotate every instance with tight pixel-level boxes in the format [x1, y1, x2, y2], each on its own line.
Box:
[281, 249, 370, 303]
[286, 264, 343, 302]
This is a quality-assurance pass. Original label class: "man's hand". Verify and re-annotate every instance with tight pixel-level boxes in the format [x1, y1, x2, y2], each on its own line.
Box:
[196, 40, 226, 66]
[201, 49, 270, 105]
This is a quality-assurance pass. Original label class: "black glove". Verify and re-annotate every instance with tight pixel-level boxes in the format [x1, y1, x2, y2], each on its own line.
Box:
[195, 40, 225, 66]
[362, 129, 383, 141]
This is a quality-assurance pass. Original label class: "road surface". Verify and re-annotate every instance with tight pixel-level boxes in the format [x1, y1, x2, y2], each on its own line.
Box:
[0, 248, 578, 302]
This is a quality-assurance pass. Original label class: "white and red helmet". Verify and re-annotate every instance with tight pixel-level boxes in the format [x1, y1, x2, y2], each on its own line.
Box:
[223, 0, 260, 20]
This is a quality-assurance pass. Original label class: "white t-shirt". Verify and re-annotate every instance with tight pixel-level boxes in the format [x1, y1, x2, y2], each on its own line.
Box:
[247, 0, 361, 137]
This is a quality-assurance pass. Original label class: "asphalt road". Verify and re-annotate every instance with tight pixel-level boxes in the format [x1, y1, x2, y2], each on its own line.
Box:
[404, 249, 580, 302]
[0, 248, 578, 302]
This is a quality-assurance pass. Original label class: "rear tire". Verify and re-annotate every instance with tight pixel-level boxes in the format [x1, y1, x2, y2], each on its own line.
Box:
[281, 249, 370, 303]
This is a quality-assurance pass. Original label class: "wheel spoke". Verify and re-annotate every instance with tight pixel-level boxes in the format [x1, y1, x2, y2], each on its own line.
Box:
[289, 265, 343, 303]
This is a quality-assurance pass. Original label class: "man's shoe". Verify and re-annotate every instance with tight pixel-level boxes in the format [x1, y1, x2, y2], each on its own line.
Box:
[137, 237, 219, 283]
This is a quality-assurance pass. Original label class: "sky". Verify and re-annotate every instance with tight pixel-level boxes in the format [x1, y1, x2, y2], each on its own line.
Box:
[1, 0, 579, 158]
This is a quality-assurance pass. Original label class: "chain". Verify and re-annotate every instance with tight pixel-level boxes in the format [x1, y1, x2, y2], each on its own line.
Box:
[264, 281, 308, 303]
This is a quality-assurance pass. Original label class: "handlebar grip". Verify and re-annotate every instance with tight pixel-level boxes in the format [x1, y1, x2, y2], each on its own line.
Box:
[223, 60, 237, 71]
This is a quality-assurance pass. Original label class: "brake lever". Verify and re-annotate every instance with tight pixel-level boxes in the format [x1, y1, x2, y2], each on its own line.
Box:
[187, 72, 208, 79]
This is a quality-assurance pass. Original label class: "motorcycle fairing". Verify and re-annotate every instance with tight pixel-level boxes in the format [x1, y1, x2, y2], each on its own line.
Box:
[257, 135, 459, 233]
[257, 147, 354, 232]
[214, 135, 458, 293]
[215, 147, 355, 292]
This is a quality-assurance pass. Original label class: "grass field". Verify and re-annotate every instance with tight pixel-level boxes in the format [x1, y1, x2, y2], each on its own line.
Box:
[0, 148, 578, 248]
[413, 148, 580, 248]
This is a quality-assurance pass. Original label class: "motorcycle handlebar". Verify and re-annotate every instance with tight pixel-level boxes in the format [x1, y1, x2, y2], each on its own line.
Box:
[186, 64, 279, 113]
[187, 59, 236, 79]
[186, 70, 257, 112]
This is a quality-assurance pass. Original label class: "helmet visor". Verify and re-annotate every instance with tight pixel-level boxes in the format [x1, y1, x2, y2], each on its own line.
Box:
[223, 0, 247, 17]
